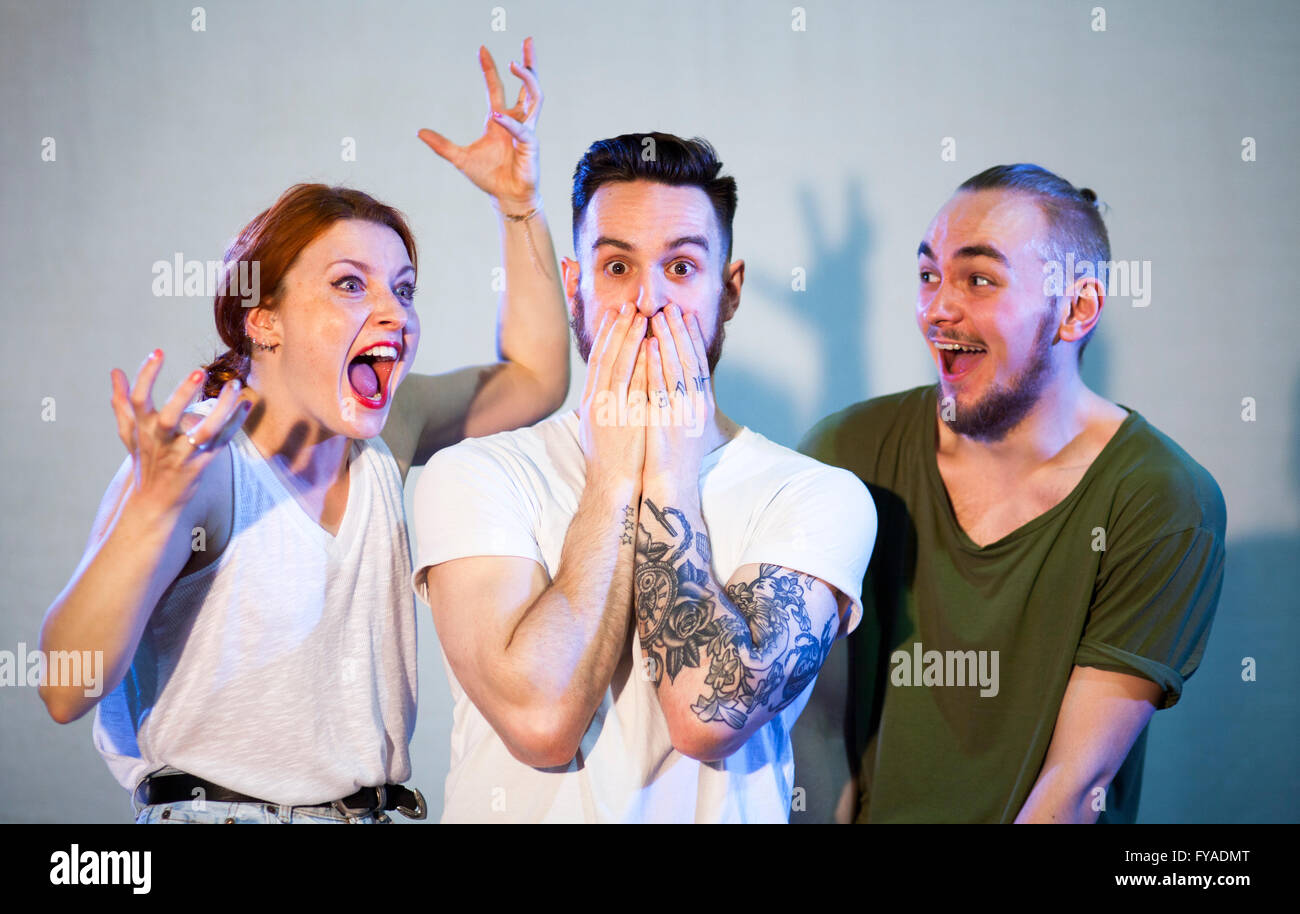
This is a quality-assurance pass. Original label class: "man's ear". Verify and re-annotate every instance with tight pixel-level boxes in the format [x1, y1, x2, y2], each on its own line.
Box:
[722, 258, 745, 321]
[561, 257, 581, 321]
[1060, 275, 1104, 345]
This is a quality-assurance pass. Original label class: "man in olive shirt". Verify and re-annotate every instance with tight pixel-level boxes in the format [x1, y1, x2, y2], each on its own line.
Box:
[800, 164, 1226, 823]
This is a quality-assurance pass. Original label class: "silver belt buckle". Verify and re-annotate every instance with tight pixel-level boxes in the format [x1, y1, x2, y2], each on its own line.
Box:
[396, 786, 427, 820]
[331, 785, 385, 823]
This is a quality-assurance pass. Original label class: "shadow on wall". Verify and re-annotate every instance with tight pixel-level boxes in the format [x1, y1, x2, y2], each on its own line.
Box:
[1139, 371, 1300, 823]
[711, 180, 873, 822]
[717, 180, 873, 449]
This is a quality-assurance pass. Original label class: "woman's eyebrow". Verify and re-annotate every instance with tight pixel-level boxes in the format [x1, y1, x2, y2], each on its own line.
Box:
[328, 259, 414, 279]
[329, 258, 373, 272]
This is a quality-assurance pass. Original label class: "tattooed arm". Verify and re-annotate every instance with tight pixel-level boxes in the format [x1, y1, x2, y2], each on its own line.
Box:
[635, 488, 847, 762]
[632, 304, 848, 761]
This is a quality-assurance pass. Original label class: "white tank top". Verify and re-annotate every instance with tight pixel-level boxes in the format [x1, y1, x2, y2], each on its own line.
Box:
[93, 405, 418, 806]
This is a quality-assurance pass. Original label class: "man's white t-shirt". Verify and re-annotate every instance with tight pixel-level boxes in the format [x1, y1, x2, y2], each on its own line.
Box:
[411, 410, 875, 823]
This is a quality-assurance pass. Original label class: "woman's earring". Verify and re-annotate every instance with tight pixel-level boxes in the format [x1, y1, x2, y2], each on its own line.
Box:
[251, 338, 279, 353]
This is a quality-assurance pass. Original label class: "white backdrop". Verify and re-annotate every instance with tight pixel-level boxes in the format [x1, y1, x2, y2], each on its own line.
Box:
[2, 0, 1296, 822]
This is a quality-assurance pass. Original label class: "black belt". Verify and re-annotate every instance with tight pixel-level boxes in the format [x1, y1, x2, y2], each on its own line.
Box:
[135, 772, 427, 821]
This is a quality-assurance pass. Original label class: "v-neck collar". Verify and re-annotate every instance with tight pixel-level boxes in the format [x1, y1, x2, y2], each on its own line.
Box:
[236, 429, 367, 553]
[920, 385, 1141, 553]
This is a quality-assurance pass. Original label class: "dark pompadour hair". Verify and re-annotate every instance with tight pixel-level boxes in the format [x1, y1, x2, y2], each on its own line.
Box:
[571, 132, 738, 263]
[958, 163, 1109, 360]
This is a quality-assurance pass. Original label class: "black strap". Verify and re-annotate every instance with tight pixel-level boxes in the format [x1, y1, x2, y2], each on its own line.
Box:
[135, 773, 426, 819]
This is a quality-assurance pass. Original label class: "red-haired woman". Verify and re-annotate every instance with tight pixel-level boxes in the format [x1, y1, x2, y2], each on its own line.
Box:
[38, 40, 568, 823]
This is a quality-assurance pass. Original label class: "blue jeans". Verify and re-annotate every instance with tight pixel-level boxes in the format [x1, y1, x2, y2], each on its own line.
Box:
[134, 800, 391, 824]
[134, 806, 392, 826]
[132, 771, 392, 824]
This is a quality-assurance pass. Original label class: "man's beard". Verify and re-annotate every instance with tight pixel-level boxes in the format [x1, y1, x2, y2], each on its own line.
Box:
[571, 287, 729, 374]
[939, 306, 1057, 443]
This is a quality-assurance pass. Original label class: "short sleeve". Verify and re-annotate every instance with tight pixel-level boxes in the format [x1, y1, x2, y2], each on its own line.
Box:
[735, 466, 877, 636]
[1073, 525, 1226, 709]
[409, 440, 544, 605]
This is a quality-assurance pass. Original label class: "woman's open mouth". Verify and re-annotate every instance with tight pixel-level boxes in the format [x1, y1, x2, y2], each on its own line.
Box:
[346, 341, 402, 410]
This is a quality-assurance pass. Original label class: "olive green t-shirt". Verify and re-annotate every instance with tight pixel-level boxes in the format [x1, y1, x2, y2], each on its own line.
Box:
[799, 385, 1226, 823]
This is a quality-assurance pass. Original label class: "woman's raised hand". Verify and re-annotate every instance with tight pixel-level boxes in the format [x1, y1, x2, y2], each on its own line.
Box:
[108, 350, 250, 520]
[418, 37, 544, 212]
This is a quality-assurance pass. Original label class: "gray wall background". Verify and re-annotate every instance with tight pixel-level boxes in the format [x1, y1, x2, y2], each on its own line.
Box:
[2, 0, 1295, 823]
